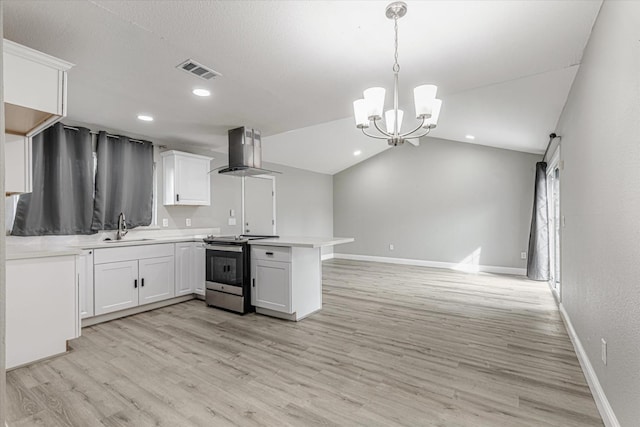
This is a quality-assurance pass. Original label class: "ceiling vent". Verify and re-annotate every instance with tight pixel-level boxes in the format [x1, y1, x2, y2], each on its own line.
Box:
[176, 59, 222, 80]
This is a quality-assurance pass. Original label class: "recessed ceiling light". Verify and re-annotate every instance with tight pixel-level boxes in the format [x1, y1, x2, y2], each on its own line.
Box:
[192, 88, 211, 97]
[137, 115, 154, 122]
[354, 150, 362, 156]
[465, 134, 475, 140]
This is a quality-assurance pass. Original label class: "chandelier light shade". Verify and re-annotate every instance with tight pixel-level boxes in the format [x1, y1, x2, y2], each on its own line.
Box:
[363, 87, 386, 119]
[353, 99, 370, 128]
[353, 2, 443, 146]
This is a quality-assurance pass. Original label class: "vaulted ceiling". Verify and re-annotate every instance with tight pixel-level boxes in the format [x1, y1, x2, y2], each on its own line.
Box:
[4, 1, 601, 174]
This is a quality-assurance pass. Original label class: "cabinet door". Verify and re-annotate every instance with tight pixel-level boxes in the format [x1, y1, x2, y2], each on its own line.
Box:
[94, 260, 139, 316]
[194, 243, 206, 296]
[78, 250, 94, 319]
[252, 259, 291, 313]
[175, 243, 193, 296]
[5, 133, 32, 194]
[175, 155, 210, 205]
[139, 256, 175, 305]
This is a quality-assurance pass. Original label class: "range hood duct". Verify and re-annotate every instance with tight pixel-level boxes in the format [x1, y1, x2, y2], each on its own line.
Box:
[218, 126, 280, 177]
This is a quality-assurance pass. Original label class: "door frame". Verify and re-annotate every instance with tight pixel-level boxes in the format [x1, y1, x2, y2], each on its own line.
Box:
[546, 145, 561, 301]
[241, 175, 277, 235]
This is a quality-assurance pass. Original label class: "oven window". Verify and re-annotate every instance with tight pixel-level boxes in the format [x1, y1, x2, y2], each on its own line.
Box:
[206, 251, 243, 286]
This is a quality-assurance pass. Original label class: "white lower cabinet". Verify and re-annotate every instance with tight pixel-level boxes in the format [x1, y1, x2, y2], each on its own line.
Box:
[175, 242, 206, 296]
[175, 243, 194, 296]
[251, 244, 322, 321]
[6, 255, 78, 369]
[94, 260, 139, 315]
[93, 244, 175, 317]
[194, 243, 206, 296]
[78, 250, 95, 319]
[252, 259, 291, 313]
[139, 256, 175, 305]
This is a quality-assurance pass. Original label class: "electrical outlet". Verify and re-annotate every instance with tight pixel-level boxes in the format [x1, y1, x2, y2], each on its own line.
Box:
[228, 217, 237, 226]
[389, 244, 394, 251]
[186, 218, 192, 227]
[162, 218, 168, 227]
[520, 252, 527, 260]
[601, 339, 607, 365]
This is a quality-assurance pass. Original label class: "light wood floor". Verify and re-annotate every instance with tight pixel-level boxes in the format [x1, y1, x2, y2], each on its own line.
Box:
[6, 259, 603, 426]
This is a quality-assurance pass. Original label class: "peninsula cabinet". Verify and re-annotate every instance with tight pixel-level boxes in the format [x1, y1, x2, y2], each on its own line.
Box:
[6, 255, 77, 369]
[94, 244, 175, 316]
[161, 150, 213, 206]
[251, 245, 321, 321]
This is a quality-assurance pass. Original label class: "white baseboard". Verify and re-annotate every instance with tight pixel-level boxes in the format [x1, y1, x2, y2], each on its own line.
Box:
[559, 304, 620, 427]
[321, 253, 334, 261]
[332, 253, 526, 276]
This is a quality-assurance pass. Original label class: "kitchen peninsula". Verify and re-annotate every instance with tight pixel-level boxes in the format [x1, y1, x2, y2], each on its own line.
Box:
[249, 236, 354, 321]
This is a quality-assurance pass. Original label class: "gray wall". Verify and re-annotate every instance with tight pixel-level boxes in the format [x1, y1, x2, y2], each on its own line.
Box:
[333, 137, 540, 269]
[157, 147, 334, 253]
[552, 1, 639, 424]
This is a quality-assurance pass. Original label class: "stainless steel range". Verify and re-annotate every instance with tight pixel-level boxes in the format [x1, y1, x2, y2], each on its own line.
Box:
[203, 235, 276, 314]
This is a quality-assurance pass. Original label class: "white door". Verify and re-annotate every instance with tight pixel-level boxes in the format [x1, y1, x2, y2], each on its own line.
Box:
[176, 155, 210, 205]
[244, 176, 275, 235]
[252, 259, 291, 313]
[94, 260, 139, 315]
[139, 256, 175, 305]
[194, 243, 206, 296]
[175, 243, 194, 296]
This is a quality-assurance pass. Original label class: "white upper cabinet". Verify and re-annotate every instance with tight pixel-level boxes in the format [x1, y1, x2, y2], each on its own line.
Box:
[4, 39, 74, 137]
[5, 133, 32, 194]
[161, 150, 213, 206]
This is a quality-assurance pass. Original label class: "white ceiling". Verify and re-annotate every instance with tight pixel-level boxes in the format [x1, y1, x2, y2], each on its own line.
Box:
[4, 1, 601, 174]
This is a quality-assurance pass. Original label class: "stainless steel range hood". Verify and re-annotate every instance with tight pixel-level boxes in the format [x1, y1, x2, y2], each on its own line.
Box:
[218, 127, 280, 177]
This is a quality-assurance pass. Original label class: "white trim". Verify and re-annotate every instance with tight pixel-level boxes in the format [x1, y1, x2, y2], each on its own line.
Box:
[559, 304, 620, 427]
[333, 253, 526, 276]
[321, 253, 334, 261]
[4, 39, 74, 70]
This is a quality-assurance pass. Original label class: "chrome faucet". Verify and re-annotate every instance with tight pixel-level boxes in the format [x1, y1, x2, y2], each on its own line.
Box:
[116, 212, 128, 240]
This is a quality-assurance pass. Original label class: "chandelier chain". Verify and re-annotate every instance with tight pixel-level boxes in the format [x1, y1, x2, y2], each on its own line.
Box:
[393, 16, 400, 73]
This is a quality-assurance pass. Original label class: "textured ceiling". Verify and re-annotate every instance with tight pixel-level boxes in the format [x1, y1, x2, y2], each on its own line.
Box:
[4, 1, 601, 174]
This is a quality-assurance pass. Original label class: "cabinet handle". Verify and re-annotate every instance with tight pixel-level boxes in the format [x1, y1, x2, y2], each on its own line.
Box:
[134, 279, 138, 288]
[176, 194, 180, 202]
[252, 278, 255, 288]
[266, 252, 274, 256]
[141, 278, 145, 287]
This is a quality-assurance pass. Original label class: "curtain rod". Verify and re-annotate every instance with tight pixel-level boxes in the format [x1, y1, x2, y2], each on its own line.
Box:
[63, 125, 165, 147]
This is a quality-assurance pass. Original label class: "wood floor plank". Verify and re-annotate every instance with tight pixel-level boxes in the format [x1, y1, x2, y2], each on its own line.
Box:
[6, 259, 603, 426]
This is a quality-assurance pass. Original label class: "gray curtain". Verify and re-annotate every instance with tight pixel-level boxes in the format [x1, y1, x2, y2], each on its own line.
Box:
[527, 162, 550, 280]
[12, 123, 94, 235]
[91, 131, 153, 231]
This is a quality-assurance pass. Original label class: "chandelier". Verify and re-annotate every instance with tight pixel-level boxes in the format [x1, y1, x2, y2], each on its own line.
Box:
[353, 1, 442, 147]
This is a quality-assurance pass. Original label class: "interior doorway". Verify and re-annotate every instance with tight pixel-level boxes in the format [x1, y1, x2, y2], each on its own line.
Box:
[242, 175, 276, 235]
[546, 148, 561, 298]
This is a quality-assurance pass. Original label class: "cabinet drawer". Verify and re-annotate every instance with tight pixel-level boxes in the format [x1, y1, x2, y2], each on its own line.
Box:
[251, 245, 291, 263]
[94, 243, 174, 264]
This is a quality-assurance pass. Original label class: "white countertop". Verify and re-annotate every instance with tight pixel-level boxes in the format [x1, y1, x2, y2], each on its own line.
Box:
[6, 245, 83, 261]
[6, 228, 220, 260]
[248, 236, 354, 248]
[6, 233, 354, 259]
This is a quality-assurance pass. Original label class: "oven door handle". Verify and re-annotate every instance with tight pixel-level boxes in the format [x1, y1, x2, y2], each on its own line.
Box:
[205, 244, 243, 253]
